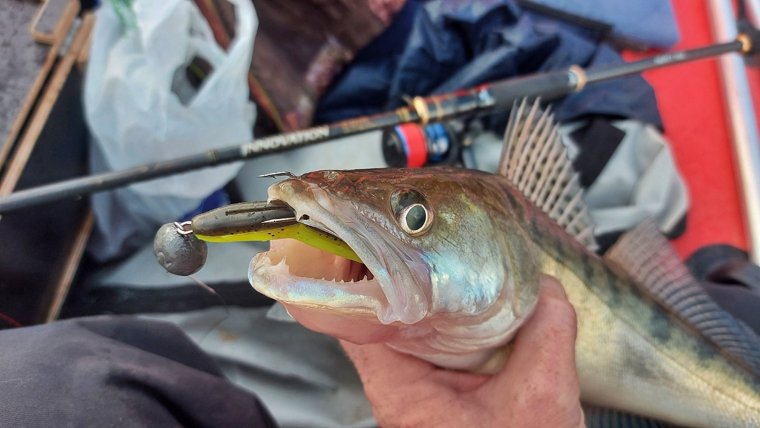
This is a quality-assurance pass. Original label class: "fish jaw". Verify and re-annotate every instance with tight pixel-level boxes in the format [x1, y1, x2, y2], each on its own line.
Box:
[248, 169, 542, 369]
[249, 242, 405, 343]
[249, 250, 385, 316]
[249, 175, 432, 327]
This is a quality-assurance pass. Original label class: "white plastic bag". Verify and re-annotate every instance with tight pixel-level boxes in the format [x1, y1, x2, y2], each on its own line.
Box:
[85, 0, 257, 260]
[86, 0, 256, 199]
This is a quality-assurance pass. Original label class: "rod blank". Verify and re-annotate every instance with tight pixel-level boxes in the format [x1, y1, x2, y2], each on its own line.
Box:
[0, 35, 754, 214]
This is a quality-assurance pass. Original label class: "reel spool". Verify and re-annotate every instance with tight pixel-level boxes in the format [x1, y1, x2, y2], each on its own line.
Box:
[382, 123, 461, 168]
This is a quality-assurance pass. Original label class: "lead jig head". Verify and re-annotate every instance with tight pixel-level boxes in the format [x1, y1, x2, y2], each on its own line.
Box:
[153, 221, 208, 276]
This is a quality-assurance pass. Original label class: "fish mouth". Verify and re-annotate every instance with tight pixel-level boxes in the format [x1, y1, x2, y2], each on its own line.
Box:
[249, 245, 385, 317]
[248, 179, 430, 325]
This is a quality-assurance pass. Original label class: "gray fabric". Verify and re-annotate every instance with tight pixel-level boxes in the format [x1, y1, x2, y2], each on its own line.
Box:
[561, 120, 689, 237]
[0, 316, 277, 427]
[144, 307, 376, 428]
[469, 120, 688, 240]
[468, 130, 505, 173]
[84, 238, 263, 289]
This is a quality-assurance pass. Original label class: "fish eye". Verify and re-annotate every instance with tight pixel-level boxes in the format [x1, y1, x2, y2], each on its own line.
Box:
[400, 203, 430, 235]
[391, 189, 433, 236]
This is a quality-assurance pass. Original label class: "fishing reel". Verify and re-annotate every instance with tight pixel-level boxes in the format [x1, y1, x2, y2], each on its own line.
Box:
[382, 121, 480, 168]
[382, 118, 507, 171]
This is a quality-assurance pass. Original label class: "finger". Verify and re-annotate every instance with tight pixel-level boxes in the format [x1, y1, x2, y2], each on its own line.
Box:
[506, 275, 578, 376]
[479, 275, 579, 399]
[430, 369, 490, 392]
[340, 340, 436, 389]
[342, 340, 490, 392]
[472, 276, 583, 428]
[341, 340, 452, 422]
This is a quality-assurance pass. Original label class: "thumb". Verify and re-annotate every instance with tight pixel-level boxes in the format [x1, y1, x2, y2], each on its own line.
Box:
[340, 340, 447, 421]
[480, 275, 580, 402]
[340, 340, 436, 387]
[507, 275, 578, 375]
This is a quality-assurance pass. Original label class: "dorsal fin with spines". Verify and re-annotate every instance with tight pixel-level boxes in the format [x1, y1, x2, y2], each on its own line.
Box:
[498, 98, 597, 251]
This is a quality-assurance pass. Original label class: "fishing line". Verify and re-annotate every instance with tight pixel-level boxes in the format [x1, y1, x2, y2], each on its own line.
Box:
[187, 274, 231, 346]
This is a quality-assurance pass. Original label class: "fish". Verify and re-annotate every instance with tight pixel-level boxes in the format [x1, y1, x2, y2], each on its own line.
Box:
[248, 100, 760, 427]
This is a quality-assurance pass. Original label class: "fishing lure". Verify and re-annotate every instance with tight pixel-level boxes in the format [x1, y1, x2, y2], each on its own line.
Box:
[154, 200, 360, 276]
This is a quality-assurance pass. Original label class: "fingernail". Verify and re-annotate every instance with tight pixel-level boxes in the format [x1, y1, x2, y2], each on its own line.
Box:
[540, 275, 567, 298]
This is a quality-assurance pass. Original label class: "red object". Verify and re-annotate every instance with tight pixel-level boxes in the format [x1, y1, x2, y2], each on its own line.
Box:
[0, 311, 22, 328]
[625, 0, 759, 259]
[397, 123, 428, 168]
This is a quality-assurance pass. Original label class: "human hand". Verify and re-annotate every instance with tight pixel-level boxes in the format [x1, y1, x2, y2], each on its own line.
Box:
[341, 276, 584, 428]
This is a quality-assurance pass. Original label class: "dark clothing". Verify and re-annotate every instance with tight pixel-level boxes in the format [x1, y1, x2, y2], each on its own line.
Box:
[687, 245, 760, 335]
[0, 316, 277, 427]
[316, 0, 661, 128]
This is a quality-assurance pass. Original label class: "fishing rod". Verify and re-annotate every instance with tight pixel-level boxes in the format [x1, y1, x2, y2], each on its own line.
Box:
[0, 31, 758, 214]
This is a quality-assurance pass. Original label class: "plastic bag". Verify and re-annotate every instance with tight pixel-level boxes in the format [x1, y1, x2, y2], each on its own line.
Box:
[84, 0, 257, 260]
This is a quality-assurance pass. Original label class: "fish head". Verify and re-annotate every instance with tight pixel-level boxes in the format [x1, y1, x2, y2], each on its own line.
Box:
[249, 168, 540, 346]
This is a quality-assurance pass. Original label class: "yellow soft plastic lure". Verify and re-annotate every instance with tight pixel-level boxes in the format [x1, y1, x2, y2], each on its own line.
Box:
[195, 223, 362, 263]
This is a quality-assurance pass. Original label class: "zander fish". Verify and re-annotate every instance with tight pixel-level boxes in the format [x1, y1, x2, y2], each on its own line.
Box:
[248, 101, 760, 427]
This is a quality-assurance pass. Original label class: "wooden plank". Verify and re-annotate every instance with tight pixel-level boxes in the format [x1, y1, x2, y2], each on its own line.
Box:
[0, 64, 91, 326]
[76, 29, 92, 72]
[29, 0, 71, 45]
[44, 210, 93, 322]
[0, 11, 93, 196]
[0, 0, 79, 169]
